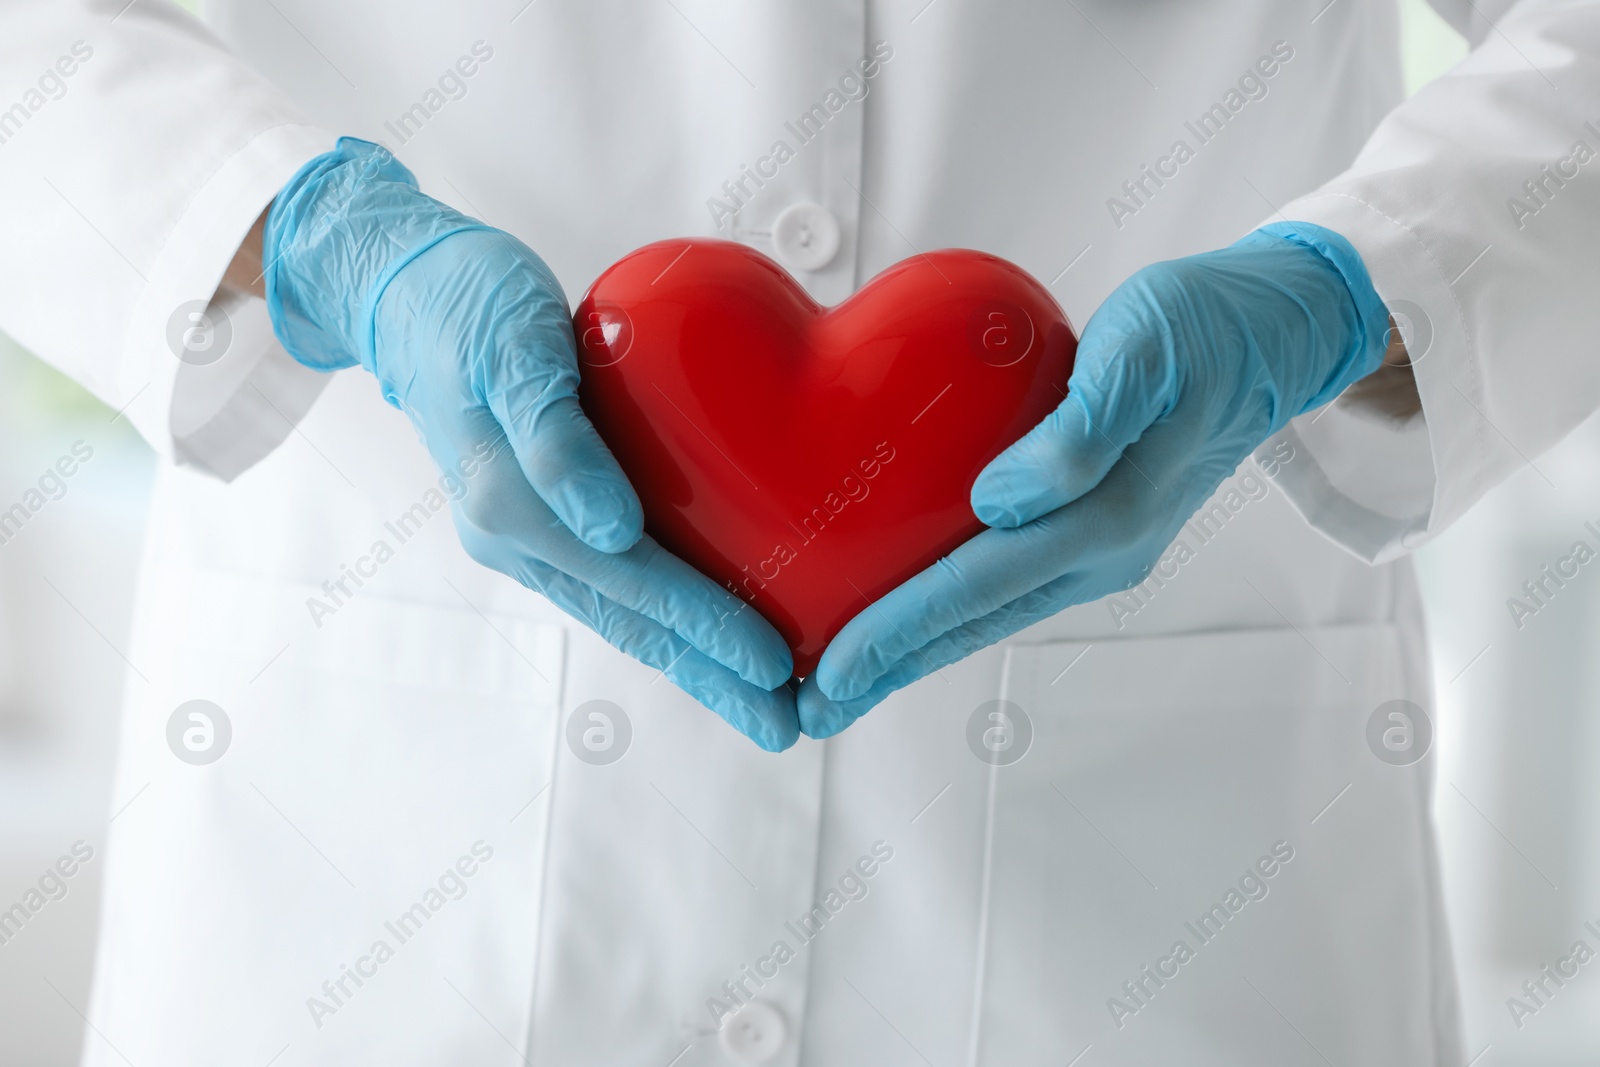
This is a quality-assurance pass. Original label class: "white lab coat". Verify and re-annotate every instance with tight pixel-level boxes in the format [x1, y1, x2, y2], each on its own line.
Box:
[2, 0, 1596, 1063]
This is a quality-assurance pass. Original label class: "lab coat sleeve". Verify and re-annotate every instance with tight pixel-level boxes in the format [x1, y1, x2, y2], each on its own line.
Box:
[0, 0, 336, 479]
[1263, 0, 1600, 563]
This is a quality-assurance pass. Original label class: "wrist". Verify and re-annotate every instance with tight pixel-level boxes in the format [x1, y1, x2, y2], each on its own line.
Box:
[220, 207, 268, 299]
[263, 137, 488, 373]
[1254, 220, 1392, 410]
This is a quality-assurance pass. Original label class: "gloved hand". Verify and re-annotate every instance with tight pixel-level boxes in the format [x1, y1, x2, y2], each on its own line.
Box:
[799, 221, 1391, 737]
[263, 137, 797, 750]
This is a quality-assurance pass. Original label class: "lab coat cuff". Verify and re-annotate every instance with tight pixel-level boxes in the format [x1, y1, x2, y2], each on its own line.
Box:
[1259, 191, 1490, 564]
[120, 121, 338, 480]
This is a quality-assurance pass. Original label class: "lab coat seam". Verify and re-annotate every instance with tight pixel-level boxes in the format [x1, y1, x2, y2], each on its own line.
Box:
[522, 626, 568, 1062]
[152, 560, 568, 697]
[168, 560, 521, 617]
[840, 3, 872, 304]
[1004, 618, 1398, 651]
[1389, 562, 1457, 1067]
[964, 644, 1013, 1067]
[788, 732, 830, 1067]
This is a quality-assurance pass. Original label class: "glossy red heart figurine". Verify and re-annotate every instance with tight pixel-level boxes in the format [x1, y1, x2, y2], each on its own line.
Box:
[575, 240, 1076, 678]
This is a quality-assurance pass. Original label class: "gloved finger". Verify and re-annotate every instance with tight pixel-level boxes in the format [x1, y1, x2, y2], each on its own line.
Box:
[813, 510, 1100, 702]
[453, 441, 794, 689]
[493, 387, 646, 556]
[379, 229, 645, 556]
[579, 534, 795, 688]
[816, 391, 1219, 706]
[479, 252, 645, 555]
[801, 570, 1094, 738]
[818, 417, 1197, 704]
[666, 656, 799, 753]
[971, 292, 1176, 528]
[524, 561, 799, 752]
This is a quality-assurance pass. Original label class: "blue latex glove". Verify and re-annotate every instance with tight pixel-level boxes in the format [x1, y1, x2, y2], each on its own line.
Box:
[264, 138, 797, 750]
[799, 222, 1391, 737]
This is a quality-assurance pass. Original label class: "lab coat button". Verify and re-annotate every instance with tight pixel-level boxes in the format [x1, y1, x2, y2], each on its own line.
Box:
[772, 203, 840, 271]
[719, 998, 788, 1062]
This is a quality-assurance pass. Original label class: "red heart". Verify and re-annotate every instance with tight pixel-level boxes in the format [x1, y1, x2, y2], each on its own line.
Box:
[575, 239, 1076, 678]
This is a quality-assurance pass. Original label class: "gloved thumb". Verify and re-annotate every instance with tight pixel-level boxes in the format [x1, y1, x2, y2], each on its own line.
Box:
[971, 319, 1174, 528]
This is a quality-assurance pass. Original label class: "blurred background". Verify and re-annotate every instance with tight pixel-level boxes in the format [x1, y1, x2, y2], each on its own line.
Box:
[1, 2, 1597, 1063]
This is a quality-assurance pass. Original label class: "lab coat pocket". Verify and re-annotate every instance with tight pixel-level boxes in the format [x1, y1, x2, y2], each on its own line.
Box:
[971, 624, 1450, 1067]
[93, 565, 564, 1067]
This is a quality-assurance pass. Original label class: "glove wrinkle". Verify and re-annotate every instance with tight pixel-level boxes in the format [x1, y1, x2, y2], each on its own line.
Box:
[265, 137, 797, 747]
[809, 222, 1389, 731]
